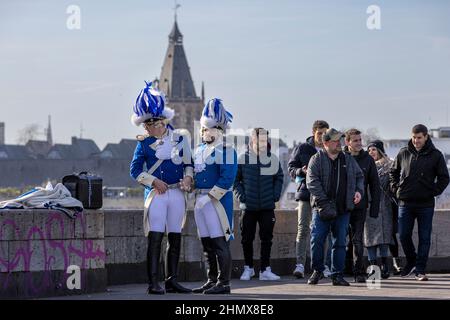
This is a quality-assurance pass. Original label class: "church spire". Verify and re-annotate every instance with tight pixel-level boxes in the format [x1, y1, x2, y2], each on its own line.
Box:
[46, 115, 53, 146]
[159, 9, 197, 100]
[201, 81, 205, 105]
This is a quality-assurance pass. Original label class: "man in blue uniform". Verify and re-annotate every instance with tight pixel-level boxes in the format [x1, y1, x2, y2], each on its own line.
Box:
[191, 98, 238, 295]
[130, 81, 193, 295]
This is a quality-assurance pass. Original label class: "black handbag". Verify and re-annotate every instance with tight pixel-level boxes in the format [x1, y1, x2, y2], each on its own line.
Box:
[62, 172, 103, 209]
[318, 200, 337, 221]
[296, 180, 311, 202]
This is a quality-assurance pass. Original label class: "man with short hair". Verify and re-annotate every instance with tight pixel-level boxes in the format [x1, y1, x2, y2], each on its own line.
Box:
[390, 124, 449, 281]
[288, 120, 331, 278]
[234, 128, 284, 281]
[306, 128, 364, 286]
[344, 129, 381, 282]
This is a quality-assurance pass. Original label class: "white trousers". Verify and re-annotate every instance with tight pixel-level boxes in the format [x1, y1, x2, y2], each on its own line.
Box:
[148, 188, 186, 233]
[194, 194, 224, 238]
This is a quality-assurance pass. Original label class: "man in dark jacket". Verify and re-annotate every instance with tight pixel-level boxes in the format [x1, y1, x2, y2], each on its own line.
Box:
[233, 128, 284, 281]
[288, 120, 329, 278]
[390, 124, 449, 281]
[344, 129, 381, 282]
[306, 128, 364, 286]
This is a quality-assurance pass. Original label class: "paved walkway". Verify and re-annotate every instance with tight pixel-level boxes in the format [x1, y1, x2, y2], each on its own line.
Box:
[45, 273, 450, 300]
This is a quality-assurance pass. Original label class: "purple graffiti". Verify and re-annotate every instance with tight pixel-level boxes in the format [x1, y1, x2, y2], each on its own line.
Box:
[0, 211, 105, 296]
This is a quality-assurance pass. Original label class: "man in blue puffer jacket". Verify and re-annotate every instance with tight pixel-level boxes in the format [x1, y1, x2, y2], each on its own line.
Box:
[233, 128, 284, 281]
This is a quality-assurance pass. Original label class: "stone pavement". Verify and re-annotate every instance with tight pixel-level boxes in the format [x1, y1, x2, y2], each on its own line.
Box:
[44, 273, 450, 300]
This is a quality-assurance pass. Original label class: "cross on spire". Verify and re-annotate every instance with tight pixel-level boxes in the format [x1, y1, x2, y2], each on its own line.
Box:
[174, 0, 181, 22]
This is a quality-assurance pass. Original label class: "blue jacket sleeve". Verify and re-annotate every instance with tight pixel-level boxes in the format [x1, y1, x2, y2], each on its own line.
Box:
[130, 142, 145, 180]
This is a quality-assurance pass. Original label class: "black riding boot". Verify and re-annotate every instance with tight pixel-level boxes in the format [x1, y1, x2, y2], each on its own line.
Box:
[192, 237, 218, 293]
[147, 231, 165, 294]
[381, 257, 390, 279]
[204, 237, 231, 295]
[165, 233, 192, 293]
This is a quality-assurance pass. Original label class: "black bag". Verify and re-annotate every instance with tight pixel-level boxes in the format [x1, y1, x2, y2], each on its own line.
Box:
[62, 172, 103, 209]
[295, 180, 311, 202]
[318, 200, 337, 221]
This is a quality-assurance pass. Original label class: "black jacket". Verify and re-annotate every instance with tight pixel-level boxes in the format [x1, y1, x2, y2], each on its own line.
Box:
[344, 147, 381, 218]
[389, 138, 449, 208]
[233, 147, 284, 211]
[288, 136, 318, 201]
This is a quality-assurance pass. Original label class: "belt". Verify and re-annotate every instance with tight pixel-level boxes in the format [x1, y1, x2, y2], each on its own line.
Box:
[167, 183, 180, 190]
[195, 188, 211, 195]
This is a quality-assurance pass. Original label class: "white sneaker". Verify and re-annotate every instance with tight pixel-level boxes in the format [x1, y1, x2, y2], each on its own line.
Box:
[323, 265, 332, 278]
[240, 266, 255, 280]
[259, 267, 281, 281]
[293, 264, 305, 278]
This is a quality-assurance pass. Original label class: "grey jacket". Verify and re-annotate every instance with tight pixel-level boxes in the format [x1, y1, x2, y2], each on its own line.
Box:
[306, 149, 364, 213]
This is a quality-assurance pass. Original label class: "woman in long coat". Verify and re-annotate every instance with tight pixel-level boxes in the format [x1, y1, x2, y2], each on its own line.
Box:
[365, 140, 394, 279]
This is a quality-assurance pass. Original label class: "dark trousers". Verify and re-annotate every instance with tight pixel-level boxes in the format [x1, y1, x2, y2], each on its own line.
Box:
[240, 209, 276, 270]
[389, 202, 400, 258]
[399, 206, 434, 273]
[349, 208, 367, 274]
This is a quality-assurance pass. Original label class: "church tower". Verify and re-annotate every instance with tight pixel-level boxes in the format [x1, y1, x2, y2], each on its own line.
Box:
[158, 13, 204, 140]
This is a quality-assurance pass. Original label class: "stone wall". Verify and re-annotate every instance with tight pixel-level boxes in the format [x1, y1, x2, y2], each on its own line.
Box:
[1, 209, 450, 298]
[0, 210, 106, 299]
[104, 209, 450, 284]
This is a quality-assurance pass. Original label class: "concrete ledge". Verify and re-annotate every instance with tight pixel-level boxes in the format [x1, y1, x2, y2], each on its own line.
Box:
[104, 209, 450, 285]
[2, 208, 450, 298]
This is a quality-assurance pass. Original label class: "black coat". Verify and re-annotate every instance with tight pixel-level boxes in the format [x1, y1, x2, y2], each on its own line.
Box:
[344, 147, 381, 218]
[288, 136, 318, 201]
[389, 138, 449, 208]
[233, 148, 284, 211]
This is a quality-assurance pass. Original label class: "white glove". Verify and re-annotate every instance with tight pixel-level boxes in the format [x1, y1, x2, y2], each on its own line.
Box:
[196, 195, 211, 210]
[136, 172, 156, 188]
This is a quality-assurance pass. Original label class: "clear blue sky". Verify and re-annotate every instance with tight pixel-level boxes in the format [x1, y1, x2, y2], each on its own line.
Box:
[1, 0, 449, 148]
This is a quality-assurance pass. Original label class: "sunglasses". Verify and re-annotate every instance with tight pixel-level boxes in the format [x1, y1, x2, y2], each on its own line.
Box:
[144, 120, 165, 129]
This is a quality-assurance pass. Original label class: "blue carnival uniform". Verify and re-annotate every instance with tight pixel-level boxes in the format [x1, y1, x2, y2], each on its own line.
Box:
[194, 142, 237, 240]
[191, 97, 236, 295]
[130, 81, 193, 294]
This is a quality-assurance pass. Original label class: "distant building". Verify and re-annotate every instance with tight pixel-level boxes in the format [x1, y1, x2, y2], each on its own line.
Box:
[48, 137, 100, 160]
[431, 127, 450, 138]
[26, 140, 52, 159]
[0, 144, 32, 160]
[157, 18, 204, 139]
[99, 139, 136, 160]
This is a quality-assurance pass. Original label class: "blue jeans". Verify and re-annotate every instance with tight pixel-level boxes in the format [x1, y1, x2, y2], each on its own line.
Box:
[367, 244, 389, 261]
[398, 206, 434, 274]
[310, 211, 350, 276]
[324, 233, 332, 268]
